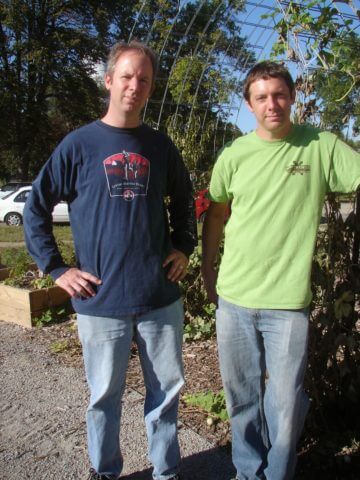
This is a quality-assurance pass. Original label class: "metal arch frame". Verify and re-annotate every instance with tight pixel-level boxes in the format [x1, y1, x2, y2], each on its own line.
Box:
[155, 0, 209, 128]
[197, 1, 276, 156]
[123, 0, 359, 153]
[168, 0, 228, 130]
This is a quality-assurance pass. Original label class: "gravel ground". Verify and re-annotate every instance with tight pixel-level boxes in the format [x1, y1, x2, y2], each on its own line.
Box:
[0, 319, 234, 480]
[0, 320, 89, 479]
[2, 315, 358, 480]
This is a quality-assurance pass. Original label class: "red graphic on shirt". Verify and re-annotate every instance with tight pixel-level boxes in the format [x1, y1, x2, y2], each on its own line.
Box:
[103, 151, 150, 200]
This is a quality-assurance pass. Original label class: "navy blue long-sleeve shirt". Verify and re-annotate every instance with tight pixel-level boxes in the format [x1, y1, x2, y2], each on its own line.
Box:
[24, 120, 197, 316]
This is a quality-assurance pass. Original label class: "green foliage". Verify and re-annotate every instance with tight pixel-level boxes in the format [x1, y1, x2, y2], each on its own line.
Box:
[307, 193, 360, 427]
[0, 0, 134, 179]
[312, 34, 360, 135]
[0, 241, 76, 289]
[180, 245, 216, 342]
[169, 57, 205, 105]
[33, 306, 69, 327]
[52, 226, 73, 243]
[168, 55, 232, 107]
[1, 1, 253, 179]
[50, 339, 71, 353]
[131, 0, 252, 169]
[265, 0, 353, 63]
[183, 390, 228, 422]
[57, 241, 77, 267]
[265, 0, 360, 135]
[167, 112, 242, 172]
[3, 266, 54, 289]
[3, 249, 33, 285]
[0, 247, 31, 269]
[183, 308, 216, 341]
[167, 114, 213, 171]
[32, 275, 55, 290]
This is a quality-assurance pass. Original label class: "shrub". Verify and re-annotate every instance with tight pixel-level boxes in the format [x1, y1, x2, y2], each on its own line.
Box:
[180, 245, 216, 342]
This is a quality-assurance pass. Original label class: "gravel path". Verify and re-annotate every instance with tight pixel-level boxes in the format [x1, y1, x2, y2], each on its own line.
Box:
[0, 320, 234, 480]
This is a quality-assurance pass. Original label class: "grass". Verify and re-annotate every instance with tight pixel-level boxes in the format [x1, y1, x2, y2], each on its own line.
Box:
[0, 224, 26, 242]
[0, 246, 31, 267]
[0, 225, 74, 268]
[0, 224, 72, 242]
[0, 221, 199, 267]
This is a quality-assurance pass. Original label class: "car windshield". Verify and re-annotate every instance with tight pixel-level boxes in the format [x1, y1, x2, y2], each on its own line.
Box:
[1, 191, 17, 200]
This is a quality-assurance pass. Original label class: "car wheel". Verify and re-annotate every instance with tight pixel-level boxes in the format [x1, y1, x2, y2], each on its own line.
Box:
[5, 212, 23, 226]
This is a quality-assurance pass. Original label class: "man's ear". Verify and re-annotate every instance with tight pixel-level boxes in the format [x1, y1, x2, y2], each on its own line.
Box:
[245, 100, 254, 113]
[104, 73, 112, 91]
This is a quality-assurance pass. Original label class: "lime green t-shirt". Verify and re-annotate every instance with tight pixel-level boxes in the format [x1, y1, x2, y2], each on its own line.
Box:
[209, 124, 360, 309]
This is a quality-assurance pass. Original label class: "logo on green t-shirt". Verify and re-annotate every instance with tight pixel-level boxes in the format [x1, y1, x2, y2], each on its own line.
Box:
[286, 159, 310, 175]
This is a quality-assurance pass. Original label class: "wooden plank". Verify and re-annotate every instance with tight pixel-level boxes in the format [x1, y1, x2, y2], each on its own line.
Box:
[29, 286, 70, 312]
[0, 303, 32, 328]
[0, 267, 11, 281]
[0, 284, 32, 328]
[0, 282, 71, 328]
[0, 284, 30, 305]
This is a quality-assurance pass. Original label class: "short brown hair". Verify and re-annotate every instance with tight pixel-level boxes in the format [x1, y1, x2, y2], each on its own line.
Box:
[105, 40, 159, 88]
[243, 61, 295, 101]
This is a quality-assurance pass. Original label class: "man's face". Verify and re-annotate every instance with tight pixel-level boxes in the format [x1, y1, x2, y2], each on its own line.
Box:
[246, 76, 295, 139]
[105, 50, 154, 124]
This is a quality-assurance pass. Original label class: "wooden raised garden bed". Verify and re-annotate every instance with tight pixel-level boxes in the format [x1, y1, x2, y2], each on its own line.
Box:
[0, 266, 71, 328]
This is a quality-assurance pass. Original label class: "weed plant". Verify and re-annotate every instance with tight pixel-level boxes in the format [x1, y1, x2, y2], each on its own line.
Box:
[33, 305, 73, 327]
[183, 390, 228, 422]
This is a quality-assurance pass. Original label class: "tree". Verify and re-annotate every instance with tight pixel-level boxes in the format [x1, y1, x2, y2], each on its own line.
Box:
[265, 0, 359, 135]
[1, 0, 254, 179]
[312, 33, 360, 136]
[0, 0, 133, 179]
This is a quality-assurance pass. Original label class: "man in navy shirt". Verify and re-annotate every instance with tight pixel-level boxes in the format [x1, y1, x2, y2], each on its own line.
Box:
[24, 41, 196, 480]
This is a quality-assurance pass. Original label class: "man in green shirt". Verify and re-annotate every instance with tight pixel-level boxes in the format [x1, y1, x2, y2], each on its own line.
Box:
[201, 61, 360, 480]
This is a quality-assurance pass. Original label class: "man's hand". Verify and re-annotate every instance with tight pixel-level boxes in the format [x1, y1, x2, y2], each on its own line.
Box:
[201, 265, 218, 304]
[163, 249, 189, 282]
[55, 268, 102, 298]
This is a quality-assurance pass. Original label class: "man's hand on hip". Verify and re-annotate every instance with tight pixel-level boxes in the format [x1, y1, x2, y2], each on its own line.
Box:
[55, 268, 102, 298]
[163, 249, 189, 282]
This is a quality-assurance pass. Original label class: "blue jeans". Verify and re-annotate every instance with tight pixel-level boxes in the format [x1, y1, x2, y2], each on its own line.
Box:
[216, 298, 309, 480]
[77, 299, 184, 480]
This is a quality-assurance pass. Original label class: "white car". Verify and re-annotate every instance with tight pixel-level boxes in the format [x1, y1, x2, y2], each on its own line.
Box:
[0, 187, 69, 226]
[0, 181, 32, 199]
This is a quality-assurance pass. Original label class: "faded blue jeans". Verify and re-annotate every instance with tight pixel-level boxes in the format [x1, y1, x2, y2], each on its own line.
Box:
[77, 299, 184, 480]
[216, 297, 309, 480]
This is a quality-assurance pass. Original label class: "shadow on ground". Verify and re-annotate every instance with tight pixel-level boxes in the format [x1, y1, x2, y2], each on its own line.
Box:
[122, 441, 360, 480]
[122, 446, 235, 479]
[297, 446, 360, 480]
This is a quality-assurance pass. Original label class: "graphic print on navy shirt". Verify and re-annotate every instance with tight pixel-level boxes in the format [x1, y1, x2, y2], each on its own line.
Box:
[103, 151, 150, 201]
